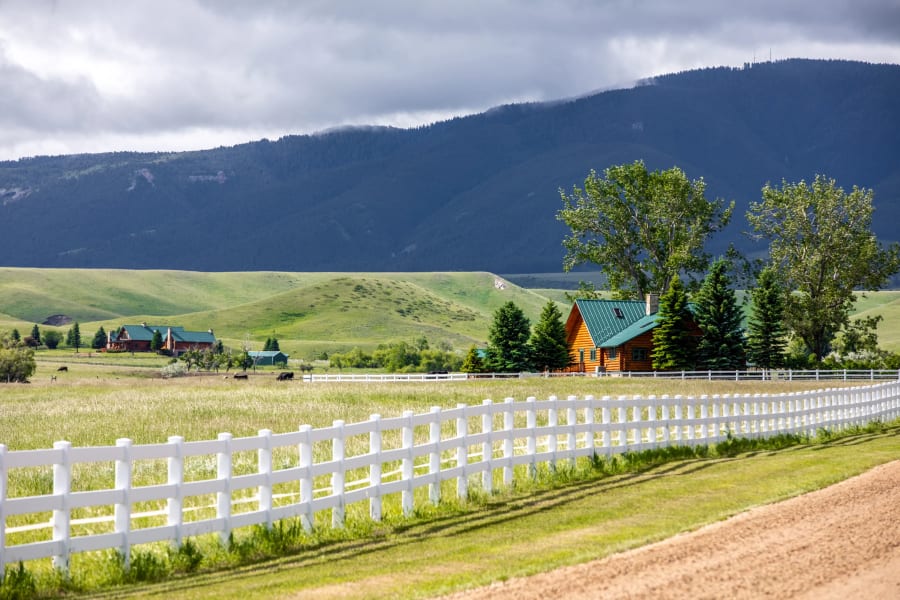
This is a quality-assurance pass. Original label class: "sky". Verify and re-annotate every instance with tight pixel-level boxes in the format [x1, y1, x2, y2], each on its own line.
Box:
[1, 0, 899, 161]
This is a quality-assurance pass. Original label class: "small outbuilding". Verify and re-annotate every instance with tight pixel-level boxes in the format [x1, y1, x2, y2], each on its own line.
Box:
[248, 350, 289, 367]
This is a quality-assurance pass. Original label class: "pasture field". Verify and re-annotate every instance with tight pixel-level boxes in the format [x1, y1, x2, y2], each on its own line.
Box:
[1, 373, 897, 598]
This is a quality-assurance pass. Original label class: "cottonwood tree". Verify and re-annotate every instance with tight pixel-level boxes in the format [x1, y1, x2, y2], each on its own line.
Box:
[693, 259, 746, 370]
[558, 160, 733, 299]
[652, 276, 694, 371]
[0, 332, 36, 383]
[529, 301, 571, 371]
[485, 301, 532, 373]
[746, 267, 787, 369]
[747, 175, 900, 362]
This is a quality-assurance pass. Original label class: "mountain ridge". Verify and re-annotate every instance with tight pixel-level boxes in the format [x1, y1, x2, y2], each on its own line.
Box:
[1, 58, 898, 272]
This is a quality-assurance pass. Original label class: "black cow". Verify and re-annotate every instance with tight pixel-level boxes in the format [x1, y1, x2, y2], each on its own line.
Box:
[57, 366, 68, 372]
[277, 372, 294, 381]
[233, 372, 249, 380]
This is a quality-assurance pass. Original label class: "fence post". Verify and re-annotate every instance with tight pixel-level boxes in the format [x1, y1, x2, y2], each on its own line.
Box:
[503, 398, 515, 486]
[217, 432, 233, 544]
[526, 397, 537, 479]
[699, 395, 709, 444]
[167, 436, 184, 546]
[115, 438, 132, 568]
[617, 397, 628, 452]
[601, 396, 612, 457]
[660, 395, 670, 446]
[370, 414, 383, 520]
[258, 429, 273, 529]
[566, 396, 577, 464]
[0, 444, 5, 578]
[547, 396, 558, 472]
[399, 411, 413, 516]
[456, 404, 468, 500]
[428, 408, 442, 505]
[646, 395, 656, 448]
[298, 424, 313, 531]
[583, 395, 595, 456]
[52, 440, 72, 574]
[673, 396, 683, 443]
[332, 421, 346, 527]
[482, 399, 493, 494]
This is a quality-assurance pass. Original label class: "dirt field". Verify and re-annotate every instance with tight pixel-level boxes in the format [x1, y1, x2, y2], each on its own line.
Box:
[443, 460, 900, 600]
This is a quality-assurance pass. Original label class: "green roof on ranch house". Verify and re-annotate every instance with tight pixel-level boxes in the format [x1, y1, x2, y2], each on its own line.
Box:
[112, 324, 215, 344]
[574, 299, 658, 348]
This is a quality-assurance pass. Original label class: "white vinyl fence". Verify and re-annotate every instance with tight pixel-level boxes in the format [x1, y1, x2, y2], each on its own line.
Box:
[2, 382, 899, 575]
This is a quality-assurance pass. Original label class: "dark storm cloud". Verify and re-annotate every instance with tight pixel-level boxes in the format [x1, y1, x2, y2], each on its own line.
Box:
[0, 0, 898, 159]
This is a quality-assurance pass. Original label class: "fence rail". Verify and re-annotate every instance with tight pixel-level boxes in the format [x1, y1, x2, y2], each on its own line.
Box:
[301, 369, 900, 383]
[2, 382, 899, 575]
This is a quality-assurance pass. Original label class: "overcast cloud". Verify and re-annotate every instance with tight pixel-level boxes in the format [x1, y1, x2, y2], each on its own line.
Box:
[1, 0, 899, 160]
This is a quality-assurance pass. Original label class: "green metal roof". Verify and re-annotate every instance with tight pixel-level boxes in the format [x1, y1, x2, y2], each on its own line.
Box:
[113, 325, 215, 344]
[601, 313, 659, 347]
[575, 299, 650, 347]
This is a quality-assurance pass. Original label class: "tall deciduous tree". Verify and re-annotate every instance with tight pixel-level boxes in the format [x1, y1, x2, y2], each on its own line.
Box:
[746, 267, 787, 369]
[558, 160, 733, 299]
[529, 301, 571, 371]
[652, 276, 694, 371]
[747, 175, 900, 361]
[693, 259, 746, 370]
[486, 301, 532, 373]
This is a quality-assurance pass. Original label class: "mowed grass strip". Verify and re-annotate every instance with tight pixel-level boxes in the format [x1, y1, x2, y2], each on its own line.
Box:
[80, 424, 900, 600]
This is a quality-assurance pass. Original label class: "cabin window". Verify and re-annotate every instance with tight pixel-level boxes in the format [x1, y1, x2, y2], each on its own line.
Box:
[589, 348, 596, 361]
[608, 347, 617, 360]
[579, 349, 584, 363]
[632, 347, 649, 361]
[613, 307, 624, 318]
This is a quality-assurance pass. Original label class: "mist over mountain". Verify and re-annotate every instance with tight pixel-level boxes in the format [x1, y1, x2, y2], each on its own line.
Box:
[1, 59, 898, 273]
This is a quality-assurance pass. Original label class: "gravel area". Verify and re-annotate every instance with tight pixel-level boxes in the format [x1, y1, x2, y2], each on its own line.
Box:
[442, 460, 900, 600]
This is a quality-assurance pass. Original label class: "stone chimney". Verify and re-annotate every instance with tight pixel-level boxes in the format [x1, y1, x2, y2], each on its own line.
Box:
[646, 293, 659, 316]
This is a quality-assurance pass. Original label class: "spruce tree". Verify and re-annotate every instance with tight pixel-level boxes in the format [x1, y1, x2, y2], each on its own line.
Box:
[529, 301, 571, 371]
[92, 326, 107, 350]
[485, 301, 532, 373]
[652, 276, 694, 371]
[746, 267, 788, 369]
[31, 324, 41, 345]
[150, 328, 162, 352]
[69, 322, 82, 352]
[693, 259, 746, 370]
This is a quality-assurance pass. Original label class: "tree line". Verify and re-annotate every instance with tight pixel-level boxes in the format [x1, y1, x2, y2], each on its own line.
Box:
[558, 161, 900, 369]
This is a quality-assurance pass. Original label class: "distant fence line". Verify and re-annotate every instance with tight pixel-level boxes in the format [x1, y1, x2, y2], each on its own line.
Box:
[302, 369, 900, 383]
[2, 381, 899, 575]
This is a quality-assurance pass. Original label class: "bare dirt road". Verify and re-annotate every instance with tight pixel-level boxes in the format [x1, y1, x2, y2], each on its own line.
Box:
[443, 460, 900, 600]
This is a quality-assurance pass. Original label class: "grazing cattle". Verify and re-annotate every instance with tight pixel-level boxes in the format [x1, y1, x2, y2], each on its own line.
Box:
[57, 366, 68, 372]
[276, 371, 294, 381]
[233, 372, 249, 380]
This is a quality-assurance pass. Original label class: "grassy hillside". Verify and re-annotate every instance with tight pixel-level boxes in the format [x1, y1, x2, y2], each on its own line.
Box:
[2, 268, 900, 358]
[0, 269, 561, 358]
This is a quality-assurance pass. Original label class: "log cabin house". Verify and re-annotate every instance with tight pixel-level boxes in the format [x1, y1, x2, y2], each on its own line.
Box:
[563, 295, 697, 373]
[107, 324, 216, 355]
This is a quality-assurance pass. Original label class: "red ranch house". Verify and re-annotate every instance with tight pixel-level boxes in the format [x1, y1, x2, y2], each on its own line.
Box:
[107, 324, 216, 355]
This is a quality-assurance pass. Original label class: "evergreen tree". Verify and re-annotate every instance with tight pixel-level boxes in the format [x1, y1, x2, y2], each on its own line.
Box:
[92, 326, 107, 350]
[460, 345, 485, 373]
[150, 329, 163, 352]
[11, 329, 20, 342]
[652, 276, 694, 370]
[263, 337, 272, 351]
[693, 260, 746, 370]
[746, 267, 788, 369]
[31, 324, 41, 345]
[529, 301, 571, 371]
[485, 301, 532, 372]
[68, 322, 82, 352]
[269, 337, 280, 351]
